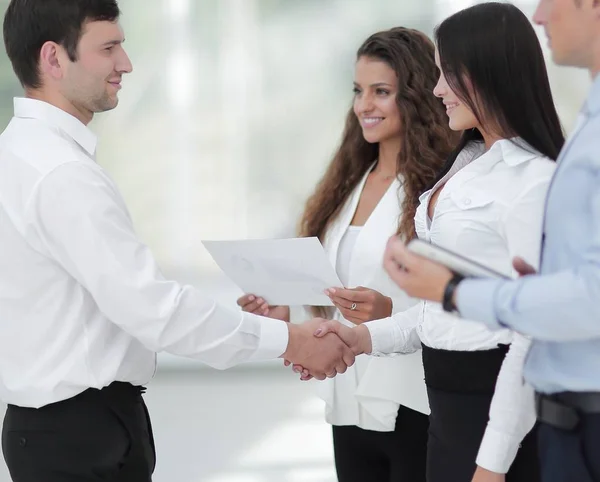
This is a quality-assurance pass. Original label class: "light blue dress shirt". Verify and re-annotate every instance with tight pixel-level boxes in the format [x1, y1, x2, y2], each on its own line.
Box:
[456, 75, 600, 394]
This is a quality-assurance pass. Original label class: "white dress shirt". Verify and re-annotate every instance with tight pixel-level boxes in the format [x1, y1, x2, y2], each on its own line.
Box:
[0, 98, 289, 409]
[305, 169, 428, 432]
[336, 226, 362, 287]
[366, 139, 556, 472]
[456, 78, 600, 396]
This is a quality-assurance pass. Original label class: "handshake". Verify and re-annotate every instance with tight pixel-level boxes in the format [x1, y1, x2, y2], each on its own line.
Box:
[237, 288, 388, 380]
[280, 318, 373, 381]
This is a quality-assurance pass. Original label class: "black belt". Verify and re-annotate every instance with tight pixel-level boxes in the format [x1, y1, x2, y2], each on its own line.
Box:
[535, 391, 600, 431]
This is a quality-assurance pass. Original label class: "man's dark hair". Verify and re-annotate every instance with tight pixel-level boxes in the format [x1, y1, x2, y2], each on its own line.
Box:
[3, 0, 120, 88]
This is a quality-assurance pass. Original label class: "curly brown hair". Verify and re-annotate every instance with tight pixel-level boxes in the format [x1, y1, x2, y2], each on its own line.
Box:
[298, 27, 458, 242]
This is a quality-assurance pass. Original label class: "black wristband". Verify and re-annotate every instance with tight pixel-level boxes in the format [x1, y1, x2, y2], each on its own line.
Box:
[442, 273, 464, 313]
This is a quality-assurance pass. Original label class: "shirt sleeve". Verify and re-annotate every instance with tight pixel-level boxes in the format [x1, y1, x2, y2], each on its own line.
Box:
[364, 303, 422, 355]
[26, 162, 289, 369]
[467, 177, 545, 472]
[457, 158, 600, 342]
[476, 333, 536, 473]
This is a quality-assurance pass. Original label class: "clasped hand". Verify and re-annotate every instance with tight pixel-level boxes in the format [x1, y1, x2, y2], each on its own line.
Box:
[285, 319, 372, 381]
[237, 289, 383, 381]
[285, 285, 387, 380]
[282, 318, 363, 380]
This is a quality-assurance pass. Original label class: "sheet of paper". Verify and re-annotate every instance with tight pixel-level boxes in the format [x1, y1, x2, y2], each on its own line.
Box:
[201, 237, 342, 306]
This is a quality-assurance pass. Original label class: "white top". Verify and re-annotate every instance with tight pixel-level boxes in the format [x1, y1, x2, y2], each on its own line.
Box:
[0, 98, 289, 409]
[366, 139, 556, 472]
[309, 169, 429, 432]
[336, 226, 362, 287]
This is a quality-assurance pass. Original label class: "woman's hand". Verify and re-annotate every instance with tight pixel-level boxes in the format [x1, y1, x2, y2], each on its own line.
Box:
[236, 294, 290, 322]
[471, 466, 505, 482]
[292, 321, 373, 381]
[325, 286, 392, 323]
[314, 320, 372, 355]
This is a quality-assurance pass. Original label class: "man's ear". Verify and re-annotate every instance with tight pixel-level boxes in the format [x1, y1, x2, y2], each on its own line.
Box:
[39, 41, 66, 81]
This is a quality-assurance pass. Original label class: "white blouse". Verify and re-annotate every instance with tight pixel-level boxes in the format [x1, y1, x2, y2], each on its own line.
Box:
[336, 226, 362, 286]
[366, 139, 556, 472]
[299, 168, 429, 432]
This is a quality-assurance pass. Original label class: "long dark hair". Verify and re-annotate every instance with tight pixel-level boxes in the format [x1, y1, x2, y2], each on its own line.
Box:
[299, 27, 458, 242]
[431, 2, 564, 184]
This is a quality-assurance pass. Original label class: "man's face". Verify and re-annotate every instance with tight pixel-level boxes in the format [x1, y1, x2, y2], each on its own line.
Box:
[533, 0, 599, 69]
[61, 20, 132, 119]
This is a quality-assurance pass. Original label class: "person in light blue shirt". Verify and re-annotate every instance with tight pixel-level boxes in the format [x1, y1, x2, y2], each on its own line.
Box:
[377, 1, 600, 482]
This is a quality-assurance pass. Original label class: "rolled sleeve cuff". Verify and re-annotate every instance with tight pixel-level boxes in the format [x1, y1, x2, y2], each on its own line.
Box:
[253, 315, 290, 360]
[476, 426, 521, 474]
[456, 278, 504, 330]
[364, 318, 396, 356]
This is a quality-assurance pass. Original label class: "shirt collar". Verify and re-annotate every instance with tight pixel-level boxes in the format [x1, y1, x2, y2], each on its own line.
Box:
[584, 74, 600, 116]
[13, 97, 97, 158]
[490, 138, 540, 167]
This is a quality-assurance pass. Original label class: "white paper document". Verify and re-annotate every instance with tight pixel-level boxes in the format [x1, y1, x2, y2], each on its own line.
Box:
[201, 237, 342, 306]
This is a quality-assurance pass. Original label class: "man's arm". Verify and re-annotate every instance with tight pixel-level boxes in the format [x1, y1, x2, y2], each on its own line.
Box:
[457, 163, 600, 341]
[27, 162, 354, 375]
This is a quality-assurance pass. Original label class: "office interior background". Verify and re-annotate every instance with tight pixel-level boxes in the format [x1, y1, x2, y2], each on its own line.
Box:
[0, 0, 590, 480]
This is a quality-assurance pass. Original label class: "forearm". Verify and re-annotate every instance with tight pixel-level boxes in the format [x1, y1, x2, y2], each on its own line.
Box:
[457, 267, 600, 341]
[29, 164, 289, 368]
[476, 334, 536, 473]
[97, 274, 289, 368]
[364, 304, 421, 355]
[457, 170, 600, 341]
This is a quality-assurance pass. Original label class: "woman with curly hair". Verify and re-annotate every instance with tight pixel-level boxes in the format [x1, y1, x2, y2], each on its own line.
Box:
[237, 27, 457, 481]
[314, 4, 566, 482]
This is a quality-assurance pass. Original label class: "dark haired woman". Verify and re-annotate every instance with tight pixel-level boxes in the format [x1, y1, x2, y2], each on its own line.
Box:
[237, 27, 457, 481]
[313, 3, 565, 482]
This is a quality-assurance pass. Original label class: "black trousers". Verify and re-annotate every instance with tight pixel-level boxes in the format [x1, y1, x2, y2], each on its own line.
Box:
[332, 405, 429, 482]
[538, 414, 600, 482]
[2, 382, 155, 482]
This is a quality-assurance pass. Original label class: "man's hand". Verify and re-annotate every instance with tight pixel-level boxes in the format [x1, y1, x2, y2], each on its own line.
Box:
[471, 466, 505, 482]
[512, 257, 536, 277]
[282, 319, 355, 380]
[290, 321, 372, 381]
[325, 287, 392, 323]
[383, 236, 453, 303]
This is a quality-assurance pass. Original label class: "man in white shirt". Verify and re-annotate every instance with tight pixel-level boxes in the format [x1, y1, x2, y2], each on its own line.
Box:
[0, 1, 355, 481]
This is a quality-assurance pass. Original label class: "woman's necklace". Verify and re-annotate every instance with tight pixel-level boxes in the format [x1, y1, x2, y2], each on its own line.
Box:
[372, 169, 396, 182]
[372, 159, 396, 182]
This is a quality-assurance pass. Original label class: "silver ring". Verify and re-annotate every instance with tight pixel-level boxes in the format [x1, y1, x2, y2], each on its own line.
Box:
[351, 302, 357, 311]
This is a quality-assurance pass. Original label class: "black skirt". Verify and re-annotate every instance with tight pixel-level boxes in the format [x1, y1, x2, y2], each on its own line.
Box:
[422, 343, 540, 482]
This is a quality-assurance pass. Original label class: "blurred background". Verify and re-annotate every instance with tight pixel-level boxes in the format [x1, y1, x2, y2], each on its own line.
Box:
[0, 0, 590, 481]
